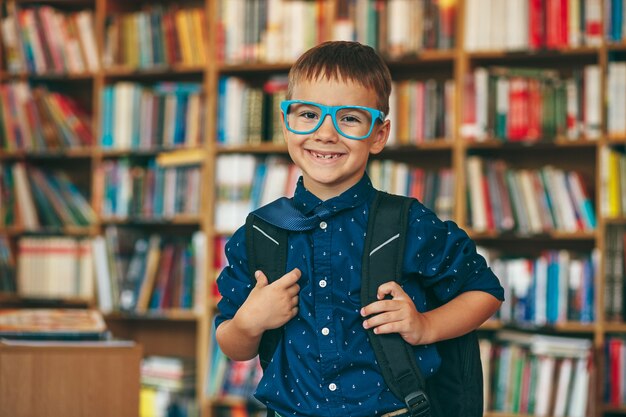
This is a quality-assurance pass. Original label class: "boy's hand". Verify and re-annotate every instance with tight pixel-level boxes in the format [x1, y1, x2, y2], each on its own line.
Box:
[360, 281, 429, 346]
[237, 268, 301, 336]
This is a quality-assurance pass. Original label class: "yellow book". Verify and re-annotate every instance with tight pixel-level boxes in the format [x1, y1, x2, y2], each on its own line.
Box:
[190, 8, 207, 66]
[608, 149, 621, 218]
[156, 148, 206, 167]
[139, 386, 158, 417]
[175, 9, 192, 65]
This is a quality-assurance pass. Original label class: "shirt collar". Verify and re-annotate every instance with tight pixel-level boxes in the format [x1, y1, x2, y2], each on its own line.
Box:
[292, 174, 376, 216]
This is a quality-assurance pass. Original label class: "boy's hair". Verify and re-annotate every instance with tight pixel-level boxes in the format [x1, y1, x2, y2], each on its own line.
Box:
[287, 41, 392, 115]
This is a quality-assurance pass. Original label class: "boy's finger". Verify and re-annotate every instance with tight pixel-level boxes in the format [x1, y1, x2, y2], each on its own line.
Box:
[254, 270, 269, 287]
[275, 268, 301, 286]
[376, 281, 405, 300]
[360, 299, 398, 317]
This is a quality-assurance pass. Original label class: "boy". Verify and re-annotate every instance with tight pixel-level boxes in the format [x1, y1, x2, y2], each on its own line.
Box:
[214, 41, 504, 417]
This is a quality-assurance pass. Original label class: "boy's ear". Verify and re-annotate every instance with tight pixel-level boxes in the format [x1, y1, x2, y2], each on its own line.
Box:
[369, 119, 390, 155]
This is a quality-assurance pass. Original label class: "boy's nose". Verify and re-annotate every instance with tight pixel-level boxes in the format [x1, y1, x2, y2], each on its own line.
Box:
[314, 114, 339, 141]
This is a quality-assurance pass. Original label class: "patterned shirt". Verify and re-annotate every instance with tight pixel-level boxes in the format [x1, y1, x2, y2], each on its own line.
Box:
[215, 174, 504, 417]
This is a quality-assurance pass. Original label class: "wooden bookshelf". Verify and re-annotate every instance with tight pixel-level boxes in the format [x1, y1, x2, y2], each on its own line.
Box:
[0, 339, 142, 417]
[0, 0, 624, 416]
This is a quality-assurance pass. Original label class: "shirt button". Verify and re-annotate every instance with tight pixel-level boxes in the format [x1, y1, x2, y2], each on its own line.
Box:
[319, 280, 327, 288]
[319, 221, 327, 230]
[321, 327, 330, 336]
[329, 383, 337, 391]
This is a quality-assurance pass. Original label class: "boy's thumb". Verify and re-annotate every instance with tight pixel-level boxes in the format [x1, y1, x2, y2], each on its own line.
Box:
[254, 270, 268, 287]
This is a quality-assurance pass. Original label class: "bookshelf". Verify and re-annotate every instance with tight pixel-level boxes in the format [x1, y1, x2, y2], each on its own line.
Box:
[0, 0, 624, 416]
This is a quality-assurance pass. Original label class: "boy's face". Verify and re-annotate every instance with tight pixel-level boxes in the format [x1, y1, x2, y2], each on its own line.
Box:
[283, 77, 390, 200]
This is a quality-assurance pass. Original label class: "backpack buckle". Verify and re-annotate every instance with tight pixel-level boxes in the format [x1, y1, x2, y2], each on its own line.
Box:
[405, 390, 430, 417]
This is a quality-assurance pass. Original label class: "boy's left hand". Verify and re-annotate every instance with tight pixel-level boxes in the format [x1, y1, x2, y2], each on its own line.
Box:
[360, 281, 428, 346]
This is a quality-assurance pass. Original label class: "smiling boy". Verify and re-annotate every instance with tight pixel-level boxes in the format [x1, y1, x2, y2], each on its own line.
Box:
[214, 41, 504, 417]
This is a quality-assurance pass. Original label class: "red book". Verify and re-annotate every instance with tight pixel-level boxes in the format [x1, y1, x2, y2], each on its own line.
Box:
[526, 78, 542, 141]
[609, 338, 623, 406]
[482, 173, 495, 231]
[528, 0, 546, 49]
[507, 77, 529, 141]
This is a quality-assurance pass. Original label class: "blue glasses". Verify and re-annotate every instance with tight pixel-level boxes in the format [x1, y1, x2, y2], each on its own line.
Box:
[280, 100, 386, 140]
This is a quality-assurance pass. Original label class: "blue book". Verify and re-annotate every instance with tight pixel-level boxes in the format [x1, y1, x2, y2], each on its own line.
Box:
[546, 253, 559, 324]
[131, 86, 142, 149]
[216, 77, 227, 143]
[101, 86, 114, 148]
[250, 159, 266, 209]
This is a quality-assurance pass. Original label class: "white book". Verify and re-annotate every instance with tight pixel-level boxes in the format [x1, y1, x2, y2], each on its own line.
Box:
[464, 0, 478, 51]
[478, 338, 492, 412]
[56, 12, 85, 73]
[553, 357, 574, 417]
[480, 0, 493, 50]
[264, 0, 284, 63]
[466, 156, 487, 231]
[534, 355, 556, 416]
[12, 163, 39, 230]
[584, 0, 602, 46]
[387, 0, 409, 57]
[113, 82, 135, 149]
[567, 356, 590, 417]
[474, 67, 489, 141]
[490, 0, 505, 50]
[534, 255, 548, 326]
[517, 169, 543, 234]
[224, 77, 245, 145]
[74, 11, 100, 72]
[387, 85, 398, 145]
[392, 162, 409, 196]
[78, 239, 94, 300]
[583, 65, 601, 140]
[92, 236, 113, 313]
[260, 158, 290, 207]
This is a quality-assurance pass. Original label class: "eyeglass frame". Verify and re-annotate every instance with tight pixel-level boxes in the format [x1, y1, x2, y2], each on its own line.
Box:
[280, 99, 386, 141]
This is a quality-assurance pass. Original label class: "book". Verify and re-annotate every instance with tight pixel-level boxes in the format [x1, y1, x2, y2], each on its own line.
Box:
[0, 308, 108, 340]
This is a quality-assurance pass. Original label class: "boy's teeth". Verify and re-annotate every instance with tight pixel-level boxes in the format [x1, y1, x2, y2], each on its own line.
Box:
[312, 151, 339, 159]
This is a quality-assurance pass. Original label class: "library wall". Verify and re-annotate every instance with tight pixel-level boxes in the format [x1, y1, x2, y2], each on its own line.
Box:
[0, 1, 624, 417]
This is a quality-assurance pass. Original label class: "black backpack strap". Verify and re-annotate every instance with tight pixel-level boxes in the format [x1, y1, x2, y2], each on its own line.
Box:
[245, 213, 289, 371]
[361, 191, 430, 417]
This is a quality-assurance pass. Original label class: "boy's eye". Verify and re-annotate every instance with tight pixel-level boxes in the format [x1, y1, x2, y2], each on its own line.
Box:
[340, 114, 362, 124]
[338, 108, 369, 125]
[300, 111, 319, 120]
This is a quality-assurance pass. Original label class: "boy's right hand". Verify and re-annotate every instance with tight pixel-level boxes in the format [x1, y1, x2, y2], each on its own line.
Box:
[237, 268, 301, 336]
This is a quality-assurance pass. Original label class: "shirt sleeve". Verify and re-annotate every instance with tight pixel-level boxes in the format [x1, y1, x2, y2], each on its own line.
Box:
[213, 225, 254, 330]
[404, 201, 505, 303]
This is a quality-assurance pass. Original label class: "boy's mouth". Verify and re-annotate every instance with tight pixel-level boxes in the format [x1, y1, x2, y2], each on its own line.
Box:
[308, 150, 344, 160]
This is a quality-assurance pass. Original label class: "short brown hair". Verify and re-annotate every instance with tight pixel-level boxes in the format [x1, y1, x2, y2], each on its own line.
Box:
[287, 41, 392, 115]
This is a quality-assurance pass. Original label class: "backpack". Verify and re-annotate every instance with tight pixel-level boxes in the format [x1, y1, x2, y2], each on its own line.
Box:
[245, 191, 483, 417]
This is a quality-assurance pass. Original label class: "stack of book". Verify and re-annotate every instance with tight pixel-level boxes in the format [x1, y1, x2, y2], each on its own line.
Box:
[0, 308, 108, 341]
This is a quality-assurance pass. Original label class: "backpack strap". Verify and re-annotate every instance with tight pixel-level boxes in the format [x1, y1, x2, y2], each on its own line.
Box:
[361, 191, 431, 417]
[245, 213, 288, 371]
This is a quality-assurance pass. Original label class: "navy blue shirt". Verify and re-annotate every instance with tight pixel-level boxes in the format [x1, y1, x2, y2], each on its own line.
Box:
[215, 174, 504, 417]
